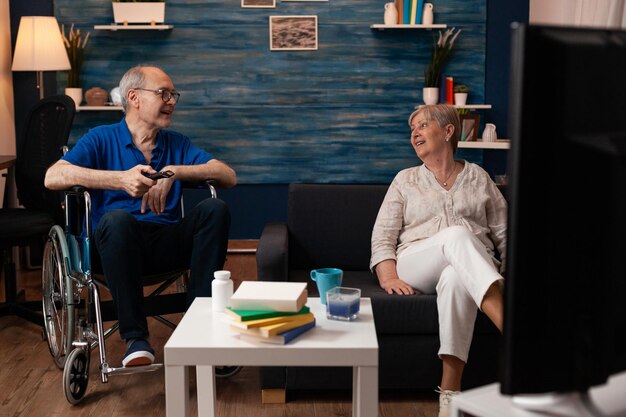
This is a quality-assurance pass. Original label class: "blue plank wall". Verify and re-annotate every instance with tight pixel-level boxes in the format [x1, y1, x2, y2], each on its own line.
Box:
[53, 0, 495, 237]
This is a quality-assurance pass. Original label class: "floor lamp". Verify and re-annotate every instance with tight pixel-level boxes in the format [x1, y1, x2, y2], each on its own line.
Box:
[11, 16, 70, 100]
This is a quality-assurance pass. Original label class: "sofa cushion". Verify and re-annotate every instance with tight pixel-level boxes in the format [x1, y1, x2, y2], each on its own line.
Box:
[287, 184, 388, 271]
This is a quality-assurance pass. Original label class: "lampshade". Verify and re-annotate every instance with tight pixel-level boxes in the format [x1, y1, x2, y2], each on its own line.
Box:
[11, 16, 70, 71]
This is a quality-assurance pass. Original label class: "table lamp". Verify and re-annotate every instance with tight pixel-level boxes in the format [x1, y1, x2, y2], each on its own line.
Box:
[11, 16, 70, 100]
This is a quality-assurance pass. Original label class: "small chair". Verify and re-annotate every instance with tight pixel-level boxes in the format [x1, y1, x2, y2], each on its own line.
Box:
[0, 95, 75, 326]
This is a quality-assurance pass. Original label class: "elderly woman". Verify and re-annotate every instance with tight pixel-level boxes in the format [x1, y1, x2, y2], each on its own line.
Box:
[370, 104, 506, 417]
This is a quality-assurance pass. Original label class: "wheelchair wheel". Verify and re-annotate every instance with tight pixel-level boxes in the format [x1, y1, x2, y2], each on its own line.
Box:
[42, 226, 74, 369]
[63, 348, 89, 405]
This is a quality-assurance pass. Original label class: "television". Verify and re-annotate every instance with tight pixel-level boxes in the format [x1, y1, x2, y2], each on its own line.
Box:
[502, 23, 626, 413]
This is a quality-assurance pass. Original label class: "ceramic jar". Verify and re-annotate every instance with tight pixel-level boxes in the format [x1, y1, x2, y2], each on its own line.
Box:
[65, 88, 83, 107]
[109, 86, 122, 106]
[85, 87, 109, 106]
[422, 3, 434, 25]
[384, 2, 398, 25]
[482, 123, 497, 142]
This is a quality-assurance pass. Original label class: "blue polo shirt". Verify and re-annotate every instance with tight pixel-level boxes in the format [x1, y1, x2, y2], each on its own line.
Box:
[62, 118, 212, 230]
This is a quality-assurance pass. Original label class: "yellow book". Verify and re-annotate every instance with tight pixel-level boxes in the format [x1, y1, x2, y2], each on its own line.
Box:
[224, 305, 310, 322]
[231, 313, 315, 338]
[229, 310, 311, 330]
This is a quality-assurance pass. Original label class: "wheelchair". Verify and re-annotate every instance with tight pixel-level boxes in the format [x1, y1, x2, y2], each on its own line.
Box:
[41, 184, 239, 404]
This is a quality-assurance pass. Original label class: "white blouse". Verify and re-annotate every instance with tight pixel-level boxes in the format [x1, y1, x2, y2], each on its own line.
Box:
[370, 161, 508, 273]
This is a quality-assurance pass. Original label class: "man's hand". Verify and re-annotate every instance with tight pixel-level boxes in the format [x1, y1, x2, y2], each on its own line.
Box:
[141, 175, 175, 214]
[120, 165, 156, 197]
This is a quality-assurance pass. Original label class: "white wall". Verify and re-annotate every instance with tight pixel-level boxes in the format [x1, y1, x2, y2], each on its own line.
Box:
[0, 0, 15, 155]
[530, 0, 626, 27]
[0, 0, 16, 207]
[530, 0, 576, 24]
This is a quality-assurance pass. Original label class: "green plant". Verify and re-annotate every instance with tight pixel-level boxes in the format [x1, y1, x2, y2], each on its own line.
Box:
[454, 84, 469, 94]
[112, 0, 165, 2]
[424, 27, 461, 88]
[61, 24, 90, 89]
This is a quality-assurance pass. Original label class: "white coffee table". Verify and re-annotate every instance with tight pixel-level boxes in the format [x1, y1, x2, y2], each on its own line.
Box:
[164, 297, 379, 417]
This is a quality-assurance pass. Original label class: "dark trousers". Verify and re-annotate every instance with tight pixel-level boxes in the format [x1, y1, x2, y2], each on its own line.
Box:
[93, 198, 230, 341]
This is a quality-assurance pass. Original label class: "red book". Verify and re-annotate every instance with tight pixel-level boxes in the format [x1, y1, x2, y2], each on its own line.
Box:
[446, 77, 454, 104]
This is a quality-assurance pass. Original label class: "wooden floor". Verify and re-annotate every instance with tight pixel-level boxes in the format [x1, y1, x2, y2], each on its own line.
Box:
[0, 243, 439, 417]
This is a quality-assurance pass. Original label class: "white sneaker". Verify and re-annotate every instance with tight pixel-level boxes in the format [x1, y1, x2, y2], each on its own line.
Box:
[436, 386, 460, 417]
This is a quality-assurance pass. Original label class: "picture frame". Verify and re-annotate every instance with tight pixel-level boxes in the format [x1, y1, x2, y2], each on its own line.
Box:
[241, 0, 276, 9]
[460, 114, 480, 142]
[270, 16, 318, 51]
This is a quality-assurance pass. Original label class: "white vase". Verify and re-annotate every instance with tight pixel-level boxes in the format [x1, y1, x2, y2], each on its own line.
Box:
[482, 123, 497, 142]
[384, 2, 398, 25]
[423, 87, 439, 105]
[422, 3, 434, 25]
[454, 93, 468, 106]
[112, 2, 165, 24]
[65, 88, 83, 107]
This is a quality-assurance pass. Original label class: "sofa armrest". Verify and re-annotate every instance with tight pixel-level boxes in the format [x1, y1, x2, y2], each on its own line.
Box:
[256, 222, 289, 282]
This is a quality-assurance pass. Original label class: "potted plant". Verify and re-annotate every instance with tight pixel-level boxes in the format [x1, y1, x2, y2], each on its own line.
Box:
[423, 27, 461, 105]
[62, 24, 90, 106]
[453, 84, 469, 106]
[112, 0, 166, 25]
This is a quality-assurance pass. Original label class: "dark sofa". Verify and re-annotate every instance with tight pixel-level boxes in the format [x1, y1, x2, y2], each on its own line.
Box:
[256, 183, 501, 396]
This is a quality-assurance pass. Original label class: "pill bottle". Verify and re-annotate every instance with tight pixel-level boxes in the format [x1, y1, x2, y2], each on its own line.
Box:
[212, 270, 234, 312]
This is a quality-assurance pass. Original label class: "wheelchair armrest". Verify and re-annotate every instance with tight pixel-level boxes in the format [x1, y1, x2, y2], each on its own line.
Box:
[182, 180, 217, 198]
[256, 222, 289, 282]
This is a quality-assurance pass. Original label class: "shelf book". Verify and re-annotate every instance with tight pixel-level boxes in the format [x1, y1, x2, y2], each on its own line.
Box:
[231, 312, 315, 338]
[228, 308, 312, 330]
[229, 281, 307, 312]
[225, 305, 310, 322]
[395, 0, 403, 24]
[238, 319, 316, 345]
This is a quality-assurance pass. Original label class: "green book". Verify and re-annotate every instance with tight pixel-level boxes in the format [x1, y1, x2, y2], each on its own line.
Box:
[225, 305, 310, 322]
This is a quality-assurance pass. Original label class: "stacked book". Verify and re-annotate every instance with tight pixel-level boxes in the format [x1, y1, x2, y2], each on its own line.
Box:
[225, 281, 315, 345]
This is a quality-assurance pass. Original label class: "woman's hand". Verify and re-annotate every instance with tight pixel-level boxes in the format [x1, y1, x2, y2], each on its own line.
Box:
[375, 259, 416, 295]
[379, 277, 416, 295]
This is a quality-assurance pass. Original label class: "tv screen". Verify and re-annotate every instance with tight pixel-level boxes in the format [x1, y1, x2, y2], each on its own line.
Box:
[502, 23, 626, 397]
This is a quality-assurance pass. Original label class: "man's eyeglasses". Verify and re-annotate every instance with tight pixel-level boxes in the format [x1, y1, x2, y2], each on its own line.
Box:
[133, 88, 181, 103]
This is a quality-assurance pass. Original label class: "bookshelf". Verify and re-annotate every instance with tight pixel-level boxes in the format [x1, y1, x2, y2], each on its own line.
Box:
[458, 140, 509, 150]
[94, 24, 173, 31]
[370, 24, 446, 30]
[415, 104, 492, 110]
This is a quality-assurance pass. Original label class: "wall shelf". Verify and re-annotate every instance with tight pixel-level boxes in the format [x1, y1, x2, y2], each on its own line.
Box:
[370, 24, 447, 30]
[76, 105, 123, 112]
[458, 140, 509, 150]
[94, 24, 173, 31]
[416, 104, 493, 110]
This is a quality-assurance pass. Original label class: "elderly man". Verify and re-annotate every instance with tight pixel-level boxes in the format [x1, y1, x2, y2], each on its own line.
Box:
[45, 65, 237, 367]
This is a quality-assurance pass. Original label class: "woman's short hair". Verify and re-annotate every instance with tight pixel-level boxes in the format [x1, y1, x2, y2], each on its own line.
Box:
[118, 65, 149, 112]
[408, 104, 461, 154]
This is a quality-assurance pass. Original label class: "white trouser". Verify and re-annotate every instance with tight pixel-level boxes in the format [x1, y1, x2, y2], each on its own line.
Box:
[396, 226, 503, 363]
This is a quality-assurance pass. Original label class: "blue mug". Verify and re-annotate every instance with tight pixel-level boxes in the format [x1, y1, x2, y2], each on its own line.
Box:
[310, 268, 343, 304]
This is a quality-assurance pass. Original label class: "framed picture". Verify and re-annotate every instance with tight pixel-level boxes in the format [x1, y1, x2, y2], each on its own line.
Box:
[242, 0, 276, 8]
[270, 16, 318, 51]
[460, 114, 480, 142]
